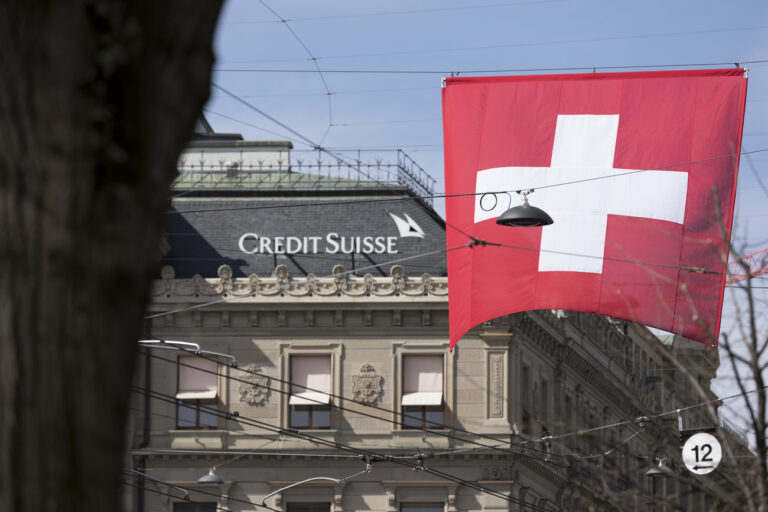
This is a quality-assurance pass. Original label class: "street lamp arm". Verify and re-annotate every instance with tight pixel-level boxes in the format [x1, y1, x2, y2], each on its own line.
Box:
[260, 477, 341, 505]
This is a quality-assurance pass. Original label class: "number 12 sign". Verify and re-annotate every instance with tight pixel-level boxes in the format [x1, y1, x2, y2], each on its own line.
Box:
[682, 432, 722, 475]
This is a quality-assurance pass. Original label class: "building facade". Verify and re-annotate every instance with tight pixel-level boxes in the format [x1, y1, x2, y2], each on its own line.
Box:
[128, 122, 738, 511]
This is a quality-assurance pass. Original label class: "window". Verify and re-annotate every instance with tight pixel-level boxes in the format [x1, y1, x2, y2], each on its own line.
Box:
[401, 355, 444, 429]
[401, 503, 444, 512]
[521, 364, 531, 435]
[287, 503, 330, 512]
[289, 355, 331, 429]
[174, 503, 217, 512]
[176, 356, 219, 429]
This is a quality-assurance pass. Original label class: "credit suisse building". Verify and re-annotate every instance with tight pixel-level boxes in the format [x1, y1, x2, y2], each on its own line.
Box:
[129, 119, 733, 511]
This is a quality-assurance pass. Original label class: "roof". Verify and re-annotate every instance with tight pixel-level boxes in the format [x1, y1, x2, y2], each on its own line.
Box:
[162, 193, 447, 278]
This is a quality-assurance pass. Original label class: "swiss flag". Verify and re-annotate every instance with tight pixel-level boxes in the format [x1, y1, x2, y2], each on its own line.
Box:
[442, 69, 747, 348]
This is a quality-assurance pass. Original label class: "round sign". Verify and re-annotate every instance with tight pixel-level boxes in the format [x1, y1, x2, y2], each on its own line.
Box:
[682, 432, 722, 475]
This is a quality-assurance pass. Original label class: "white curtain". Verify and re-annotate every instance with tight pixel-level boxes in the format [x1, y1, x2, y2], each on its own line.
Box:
[290, 355, 331, 405]
[402, 355, 443, 406]
[176, 356, 218, 399]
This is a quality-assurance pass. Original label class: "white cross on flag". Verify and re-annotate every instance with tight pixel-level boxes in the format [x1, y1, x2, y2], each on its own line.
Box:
[442, 69, 747, 348]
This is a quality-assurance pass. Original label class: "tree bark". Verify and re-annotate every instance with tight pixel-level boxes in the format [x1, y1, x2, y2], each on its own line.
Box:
[0, 1, 223, 510]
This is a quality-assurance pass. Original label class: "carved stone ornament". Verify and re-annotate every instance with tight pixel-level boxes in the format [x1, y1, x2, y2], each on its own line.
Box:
[149, 264, 448, 299]
[238, 364, 270, 406]
[482, 465, 511, 481]
[352, 364, 383, 405]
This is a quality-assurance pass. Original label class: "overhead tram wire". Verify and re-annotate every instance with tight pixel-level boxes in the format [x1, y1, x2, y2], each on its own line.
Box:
[140, 349, 768, 471]
[167, 147, 768, 215]
[141, 350, 570, 467]
[130, 386, 555, 512]
[209, 83, 429, 194]
[149, 229, 768, 327]
[129, 402, 559, 465]
[161, 145, 768, 281]
[129, 395, 565, 469]
[256, 0, 335, 144]
[148, 221, 768, 325]
[222, 25, 768, 65]
[213, 58, 768, 75]
[145, 244, 467, 320]
[122, 474, 282, 512]
[220, 0, 565, 25]
[202, 109, 313, 147]
[209, 86, 434, 99]
[143, 346, 765, 465]
[141, 341, 768, 452]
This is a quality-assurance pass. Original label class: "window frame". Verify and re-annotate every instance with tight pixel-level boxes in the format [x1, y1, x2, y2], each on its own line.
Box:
[401, 354, 445, 430]
[176, 398, 219, 430]
[176, 355, 220, 430]
[289, 403, 331, 430]
[288, 354, 333, 430]
[392, 342, 453, 431]
[279, 344, 341, 430]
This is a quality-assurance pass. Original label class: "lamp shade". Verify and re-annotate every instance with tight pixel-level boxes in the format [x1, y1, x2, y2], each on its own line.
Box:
[495, 203, 554, 227]
[198, 468, 224, 484]
[645, 461, 674, 478]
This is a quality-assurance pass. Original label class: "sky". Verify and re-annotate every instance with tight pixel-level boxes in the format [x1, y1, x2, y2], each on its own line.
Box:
[205, 0, 768, 435]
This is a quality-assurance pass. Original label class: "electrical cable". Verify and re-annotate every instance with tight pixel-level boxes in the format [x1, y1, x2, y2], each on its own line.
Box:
[130, 405, 574, 466]
[203, 109, 312, 146]
[122, 473, 281, 512]
[219, 0, 564, 25]
[134, 447, 362, 459]
[132, 385, 556, 512]
[145, 243, 465, 320]
[167, 147, 768, 215]
[213, 58, 768, 75]
[534, 384, 768, 445]
[331, 118, 441, 127]
[255, 0, 334, 143]
[224, 26, 768, 65]
[141, 350, 571, 467]
[146, 343, 768, 452]
[210, 83, 428, 195]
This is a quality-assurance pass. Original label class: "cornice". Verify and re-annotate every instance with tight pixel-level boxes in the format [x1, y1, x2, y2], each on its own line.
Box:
[150, 263, 448, 303]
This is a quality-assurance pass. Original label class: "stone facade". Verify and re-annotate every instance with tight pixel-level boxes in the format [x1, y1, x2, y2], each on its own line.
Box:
[129, 264, 724, 512]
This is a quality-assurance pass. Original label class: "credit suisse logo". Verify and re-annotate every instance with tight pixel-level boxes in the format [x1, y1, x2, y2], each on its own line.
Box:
[237, 212, 426, 255]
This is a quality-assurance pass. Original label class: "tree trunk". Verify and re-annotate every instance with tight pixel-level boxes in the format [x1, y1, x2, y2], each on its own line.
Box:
[0, 1, 223, 510]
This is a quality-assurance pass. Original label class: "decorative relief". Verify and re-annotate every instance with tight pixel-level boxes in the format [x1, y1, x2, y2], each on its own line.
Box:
[150, 265, 175, 297]
[238, 364, 270, 406]
[217, 265, 233, 295]
[482, 465, 511, 481]
[489, 353, 504, 418]
[149, 265, 448, 299]
[352, 364, 383, 405]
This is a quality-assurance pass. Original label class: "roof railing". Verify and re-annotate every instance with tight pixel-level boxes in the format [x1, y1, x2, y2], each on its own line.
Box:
[172, 149, 435, 205]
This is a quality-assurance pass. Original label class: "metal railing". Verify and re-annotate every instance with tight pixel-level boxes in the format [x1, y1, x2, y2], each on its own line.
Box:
[172, 149, 436, 205]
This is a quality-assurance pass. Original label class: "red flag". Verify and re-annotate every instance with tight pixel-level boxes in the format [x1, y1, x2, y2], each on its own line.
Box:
[442, 69, 747, 348]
